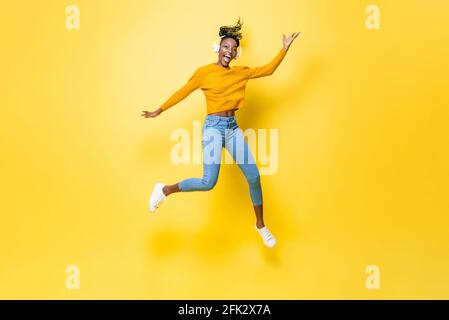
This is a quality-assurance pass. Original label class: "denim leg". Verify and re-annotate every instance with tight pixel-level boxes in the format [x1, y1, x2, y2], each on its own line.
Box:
[225, 126, 263, 206]
[178, 125, 223, 192]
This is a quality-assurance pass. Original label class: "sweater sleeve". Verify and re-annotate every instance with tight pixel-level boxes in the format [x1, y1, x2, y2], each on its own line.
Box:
[245, 48, 288, 79]
[159, 69, 201, 111]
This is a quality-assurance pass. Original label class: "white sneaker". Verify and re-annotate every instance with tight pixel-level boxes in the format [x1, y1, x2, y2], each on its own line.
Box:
[149, 182, 167, 212]
[255, 225, 277, 248]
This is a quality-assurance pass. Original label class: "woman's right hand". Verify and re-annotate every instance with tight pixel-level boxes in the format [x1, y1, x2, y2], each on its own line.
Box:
[141, 108, 162, 118]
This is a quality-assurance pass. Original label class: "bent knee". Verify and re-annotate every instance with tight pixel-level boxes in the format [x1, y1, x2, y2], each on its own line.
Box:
[247, 173, 261, 185]
[201, 178, 218, 191]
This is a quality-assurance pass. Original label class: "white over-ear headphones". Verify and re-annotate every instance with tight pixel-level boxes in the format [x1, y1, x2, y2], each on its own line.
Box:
[212, 35, 242, 59]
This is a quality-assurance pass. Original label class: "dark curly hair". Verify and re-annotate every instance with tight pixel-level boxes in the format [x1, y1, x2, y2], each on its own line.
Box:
[219, 17, 243, 47]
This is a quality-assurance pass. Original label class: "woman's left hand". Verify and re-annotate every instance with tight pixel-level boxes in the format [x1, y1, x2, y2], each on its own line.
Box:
[283, 32, 301, 50]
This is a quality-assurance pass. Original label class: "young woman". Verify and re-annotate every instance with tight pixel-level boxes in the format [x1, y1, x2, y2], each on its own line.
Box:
[142, 18, 300, 248]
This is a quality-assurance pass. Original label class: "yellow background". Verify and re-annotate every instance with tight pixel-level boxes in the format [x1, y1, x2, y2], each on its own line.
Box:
[1, 0, 448, 299]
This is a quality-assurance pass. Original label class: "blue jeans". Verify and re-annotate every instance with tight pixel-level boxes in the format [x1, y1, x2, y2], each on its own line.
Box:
[178, 115, 263, 206]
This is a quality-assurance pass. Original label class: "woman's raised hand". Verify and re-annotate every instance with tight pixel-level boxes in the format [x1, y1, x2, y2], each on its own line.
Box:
[141, 108, 162, 118]
[283, 32, 301, 51]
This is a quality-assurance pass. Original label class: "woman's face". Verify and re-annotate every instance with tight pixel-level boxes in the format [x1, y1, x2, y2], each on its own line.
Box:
[218, 37, 238, 67]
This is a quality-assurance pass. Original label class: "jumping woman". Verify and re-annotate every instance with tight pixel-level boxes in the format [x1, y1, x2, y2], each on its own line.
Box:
[141, 18, 300, 248]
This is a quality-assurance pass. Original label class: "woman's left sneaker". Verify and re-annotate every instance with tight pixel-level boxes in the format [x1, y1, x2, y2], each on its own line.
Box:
[255, 225, 277, 248]
[149, 182, 167, 212]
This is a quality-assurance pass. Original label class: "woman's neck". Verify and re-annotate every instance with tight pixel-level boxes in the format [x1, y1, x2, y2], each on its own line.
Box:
[215, 62, 231, 69]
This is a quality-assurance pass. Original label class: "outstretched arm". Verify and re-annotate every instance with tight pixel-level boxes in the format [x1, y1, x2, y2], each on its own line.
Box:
[246, 32, 300, 79]
[141, 71, 200, 118]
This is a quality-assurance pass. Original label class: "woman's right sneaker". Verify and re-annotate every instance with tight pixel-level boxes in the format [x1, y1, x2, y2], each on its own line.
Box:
[149, 182, 167, 212]
[255, 225, 277, 248]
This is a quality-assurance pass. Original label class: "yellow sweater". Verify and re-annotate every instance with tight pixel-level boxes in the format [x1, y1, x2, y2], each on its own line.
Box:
[160, 48, 288, 114]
